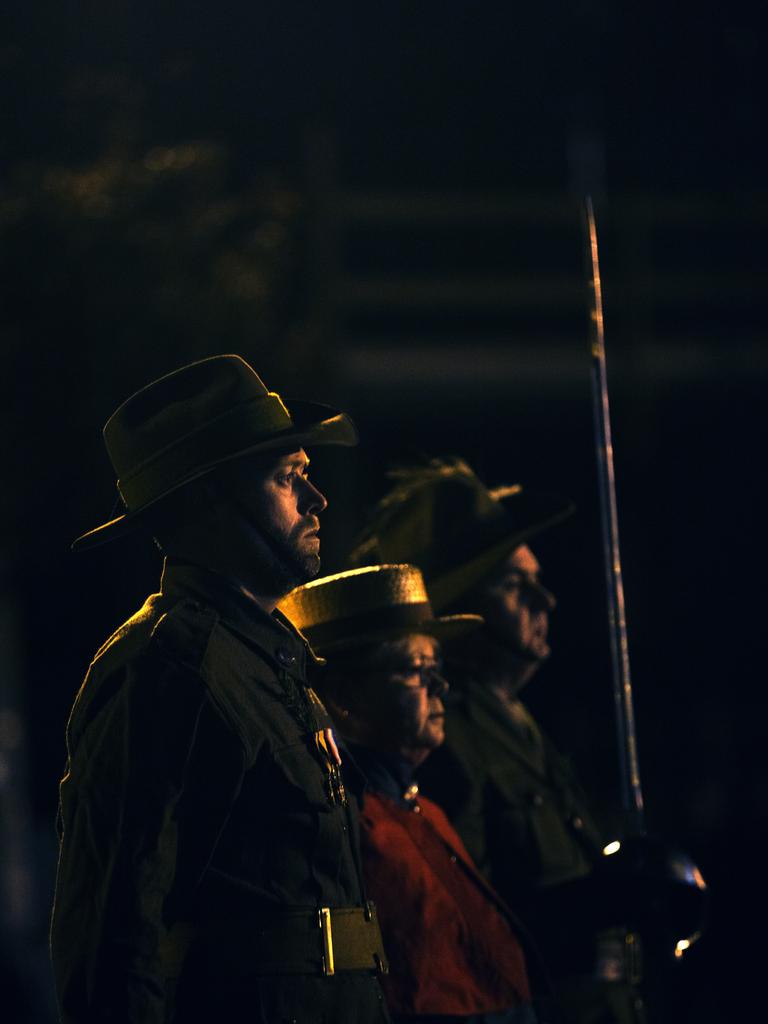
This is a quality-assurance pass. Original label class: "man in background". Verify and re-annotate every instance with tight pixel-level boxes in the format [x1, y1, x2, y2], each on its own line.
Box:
[350, 458, 645, 1024]
[281, 562, 540, 1024]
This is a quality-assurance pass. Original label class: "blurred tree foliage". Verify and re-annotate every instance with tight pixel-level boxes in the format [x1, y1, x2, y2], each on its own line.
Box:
[1, 137, 305, 381]
[0, 5, 331, 551]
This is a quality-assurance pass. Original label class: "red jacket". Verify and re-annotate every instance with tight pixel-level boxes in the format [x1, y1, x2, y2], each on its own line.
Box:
[360, 789, 532, 1017]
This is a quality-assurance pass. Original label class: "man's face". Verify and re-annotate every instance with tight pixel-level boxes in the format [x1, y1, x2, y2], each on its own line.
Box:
[477, 544, 556, 663]
[356, 634, 447, 766]
[226, 448, 328, 591]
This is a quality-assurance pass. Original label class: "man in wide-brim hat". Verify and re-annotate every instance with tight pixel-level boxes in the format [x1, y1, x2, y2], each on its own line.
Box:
[280, 563, 539, 1024]
[348, 459, 645, 1024]
[51, 355, 391, 1024]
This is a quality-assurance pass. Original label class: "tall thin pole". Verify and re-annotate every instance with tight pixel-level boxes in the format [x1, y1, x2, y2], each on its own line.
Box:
[583, 197, 646, 836]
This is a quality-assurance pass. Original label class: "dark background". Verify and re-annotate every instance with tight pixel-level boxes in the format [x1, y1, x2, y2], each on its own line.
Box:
[1, 3, 764, 1021]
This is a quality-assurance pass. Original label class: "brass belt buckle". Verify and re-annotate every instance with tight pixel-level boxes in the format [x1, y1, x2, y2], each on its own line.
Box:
[318, 907, 335, 976]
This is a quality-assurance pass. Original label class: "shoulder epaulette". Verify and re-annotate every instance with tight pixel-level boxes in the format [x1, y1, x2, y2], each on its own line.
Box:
[150, 599, 220, 674]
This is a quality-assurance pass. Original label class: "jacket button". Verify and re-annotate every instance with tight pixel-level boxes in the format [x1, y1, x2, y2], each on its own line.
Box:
[571, 815, 584, 830]
[531, 793, 544, 807]
[276, 648, 296, 666]
[449, 854, 457, 863]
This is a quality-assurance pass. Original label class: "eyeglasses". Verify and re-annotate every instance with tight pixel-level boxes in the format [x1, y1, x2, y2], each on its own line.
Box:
[376, 659, 447, 692]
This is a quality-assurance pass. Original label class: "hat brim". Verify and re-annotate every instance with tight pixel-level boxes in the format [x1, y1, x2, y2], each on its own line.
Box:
[305, 613, 484, 656]
[426, 490, 575, 611]
[72, 400, 357, 552]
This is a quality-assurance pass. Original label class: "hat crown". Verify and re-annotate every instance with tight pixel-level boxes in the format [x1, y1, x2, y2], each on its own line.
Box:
[104, 354, 273, 478]
[352, 462, 507, 567]
[280, 563, 484, 654]
[348, 458, 573, 611]
[282, 564, 430, 634]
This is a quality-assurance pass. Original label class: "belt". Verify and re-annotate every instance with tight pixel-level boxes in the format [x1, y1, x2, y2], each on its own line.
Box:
[160, 903, 389, 979]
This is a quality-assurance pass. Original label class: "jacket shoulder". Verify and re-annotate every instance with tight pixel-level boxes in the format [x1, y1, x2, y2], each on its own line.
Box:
[149, 598, 220, 673]
[150, 602, 269, 761]
[67, 597, 215, 754]
[90, 595, 159, 666]
[87, 596, 219, 683]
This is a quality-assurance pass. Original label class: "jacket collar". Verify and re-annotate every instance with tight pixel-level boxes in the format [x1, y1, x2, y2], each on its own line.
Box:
[159, 558, 320, 678]
[346, 743, 417, 808]
[450, 674, 553, 781]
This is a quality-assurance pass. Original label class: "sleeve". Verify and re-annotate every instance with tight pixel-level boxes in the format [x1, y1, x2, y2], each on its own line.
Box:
[50, 649, 247, 1024]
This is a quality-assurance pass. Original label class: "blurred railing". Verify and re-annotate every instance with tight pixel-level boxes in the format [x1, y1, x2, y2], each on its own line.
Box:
[308, 188, 768, 390]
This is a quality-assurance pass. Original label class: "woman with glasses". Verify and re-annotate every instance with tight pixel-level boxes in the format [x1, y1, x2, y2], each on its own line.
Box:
[281, 564, 541, 1024]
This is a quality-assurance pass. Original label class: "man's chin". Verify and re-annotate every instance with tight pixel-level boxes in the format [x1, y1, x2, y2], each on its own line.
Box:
[490, 629, 549, 665]
[279, 555, 322, 592]
[301, 553, 322, 581]
[502, 627, 550, 663]
[525, 641, 550, 662]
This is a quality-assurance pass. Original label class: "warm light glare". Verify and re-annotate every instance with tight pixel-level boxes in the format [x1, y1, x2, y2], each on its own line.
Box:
[603, 840, 621, 856]
[675, 939, 691, 959]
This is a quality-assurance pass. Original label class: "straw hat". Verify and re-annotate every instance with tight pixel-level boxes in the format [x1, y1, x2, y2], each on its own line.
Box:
[279, 564, 483, 655]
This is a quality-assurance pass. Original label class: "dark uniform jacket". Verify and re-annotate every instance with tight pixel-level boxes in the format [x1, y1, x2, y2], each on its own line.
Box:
[418, 677, 603, 899]
[417, 676, 610, 977]
[51, 561, 389, 1024]
[352, 748, 532, 1022]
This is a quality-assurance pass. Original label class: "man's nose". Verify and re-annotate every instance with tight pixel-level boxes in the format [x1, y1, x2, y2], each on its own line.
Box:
[298, 477, 328, 516]
[428, 671, 449, 698]
[527, 580, 556, 612]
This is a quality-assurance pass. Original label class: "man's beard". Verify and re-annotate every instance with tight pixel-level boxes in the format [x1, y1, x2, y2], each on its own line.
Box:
[477, 622, 537, 662]
[447, 626, 544, 696]
[254, 520, 321, 594]
[229, 495, 321, 596]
